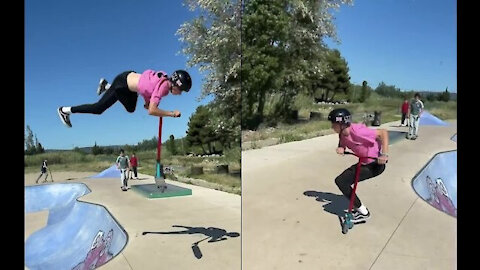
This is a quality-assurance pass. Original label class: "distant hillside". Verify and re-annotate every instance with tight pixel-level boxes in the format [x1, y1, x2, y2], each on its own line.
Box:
[417, 91, 457, 101]
[45, 145, 124, 154]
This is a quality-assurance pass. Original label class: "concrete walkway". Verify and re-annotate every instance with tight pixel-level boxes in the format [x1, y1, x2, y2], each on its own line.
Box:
[25, 173, 241, 270]
[242, 120, 457, 270]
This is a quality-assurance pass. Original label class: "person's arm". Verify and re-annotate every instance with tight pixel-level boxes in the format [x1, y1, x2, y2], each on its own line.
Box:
[376, 129, 389, 164]
[148, 102, 180, 117]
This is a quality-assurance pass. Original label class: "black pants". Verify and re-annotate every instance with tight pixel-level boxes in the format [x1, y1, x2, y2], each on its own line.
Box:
[401, 113, 407, 125]
[132, 166, 137, 178]
[335, 162, 386, 208]
[71, 71, 138, 114]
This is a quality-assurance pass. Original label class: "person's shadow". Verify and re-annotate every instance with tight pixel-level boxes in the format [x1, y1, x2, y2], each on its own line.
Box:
[142, 225, 240, 259]
[303, 190, 350, 217]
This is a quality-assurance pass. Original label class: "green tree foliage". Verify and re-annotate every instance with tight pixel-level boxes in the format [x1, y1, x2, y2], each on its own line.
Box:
[437, 88, 451, 102]
[24, 125, 45, 155]
[242, 0, 289, 128]
[167, 135, 178, 155]
[91, 142, 104, 155]
[358, 80, 371, 102]
[103, 147, 114, 155]
[318, 49, 351, 102]
[241, 0, 353, 129]
[186, 105, 218, 154]
[426, 93, 436, 102]
[25, 125, 35, 155]
[136, 136, 158, 151]
[177, 0, 241, 146]
[374, 82, 403, 98]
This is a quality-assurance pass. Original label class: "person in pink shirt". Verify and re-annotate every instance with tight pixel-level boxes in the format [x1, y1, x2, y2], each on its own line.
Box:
[327, 108, 389, 223]
[57, 70, 192, 127]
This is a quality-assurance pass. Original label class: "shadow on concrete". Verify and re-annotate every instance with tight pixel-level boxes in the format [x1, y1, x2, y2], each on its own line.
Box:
[142, 225, 240, 259]
[303, 190, 350, 217]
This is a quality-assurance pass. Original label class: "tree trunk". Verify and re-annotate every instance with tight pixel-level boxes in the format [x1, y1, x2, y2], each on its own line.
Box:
[257, 89, 266, 123]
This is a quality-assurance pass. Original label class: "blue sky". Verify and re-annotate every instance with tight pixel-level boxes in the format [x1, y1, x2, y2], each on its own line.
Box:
[25, 0, 211, 150]
[325, 0, 456, 92]
[26, 0, 456, 150]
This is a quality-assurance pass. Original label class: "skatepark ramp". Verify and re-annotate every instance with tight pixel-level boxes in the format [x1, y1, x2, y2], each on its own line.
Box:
[412, 150, 457, 217]
[451, 133, 457, 142]
[89, 164, 121, 178]
[419, 111, 449, 126]
[25, 183, 127, 270]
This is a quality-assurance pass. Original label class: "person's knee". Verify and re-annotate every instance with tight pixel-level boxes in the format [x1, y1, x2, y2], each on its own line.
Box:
[90, 106, 106, 115]
[335, 176, 346, 188]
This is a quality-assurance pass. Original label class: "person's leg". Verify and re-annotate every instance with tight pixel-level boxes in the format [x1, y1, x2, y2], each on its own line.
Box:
[124, 169, 129, 187]
[114, 72, 138, 113]
[97, 78, 111, 95]
[60, 71, 133, 116]
[133, 166, 138, 178]
[401, 113, 406, 125]
[70, 83, 119, 114]
[414, 115, 420, 137]
[120, 169, 126, 189]
[335, 163, 386, 209]
[44, 171, 49, 182]
[36, 173, 43, 183]
[408, 114, 415, 137]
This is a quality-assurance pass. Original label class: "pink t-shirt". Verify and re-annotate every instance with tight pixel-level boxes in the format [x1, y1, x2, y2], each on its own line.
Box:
[340, 123, 381, 164]
[137, 70, 171, 105]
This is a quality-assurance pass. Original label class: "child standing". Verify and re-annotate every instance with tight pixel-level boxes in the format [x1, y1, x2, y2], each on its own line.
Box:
[400, 97, 409, 126]
[35, 159, 49, 184]
[129, 153, 138, 180]
[327, 108, 389, 223]
[58, 69, 192, 127]
[407, 93, 424, 140]
[116, 149, 130, 191]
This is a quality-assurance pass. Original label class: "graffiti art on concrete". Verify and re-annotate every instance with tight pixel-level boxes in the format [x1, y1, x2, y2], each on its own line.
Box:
[72, 229, 114, 270]
[412, 150, 457, 217]
[25, 183, 127, 270]
[425, 176, 456, 217]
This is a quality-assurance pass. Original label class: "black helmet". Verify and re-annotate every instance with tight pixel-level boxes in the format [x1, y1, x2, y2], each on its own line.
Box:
[328, 108, 352, 125]
[171, 70, 192, 92]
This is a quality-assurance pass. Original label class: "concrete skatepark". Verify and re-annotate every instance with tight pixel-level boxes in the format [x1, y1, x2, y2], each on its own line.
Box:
[242, 117, 456, 270]
[25, 112, 456, 269]
[25, 172, 241, 269]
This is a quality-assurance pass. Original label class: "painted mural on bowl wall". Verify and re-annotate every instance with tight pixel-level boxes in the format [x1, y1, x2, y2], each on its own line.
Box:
[412, 150, 457, 217]
[25, 183, 127, 270]
[72, 229, 114, 270]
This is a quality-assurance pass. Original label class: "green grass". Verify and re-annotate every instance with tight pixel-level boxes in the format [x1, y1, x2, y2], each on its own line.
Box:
[186, 173, 240, 188]
[243, 94, 457, 148]
[243, 120, 333, 143]
[25, 147, 241, 194]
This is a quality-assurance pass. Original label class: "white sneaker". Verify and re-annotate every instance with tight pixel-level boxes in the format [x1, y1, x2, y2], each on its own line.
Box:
[57, 107, 72, 128]
[97, 78, 109, 95]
